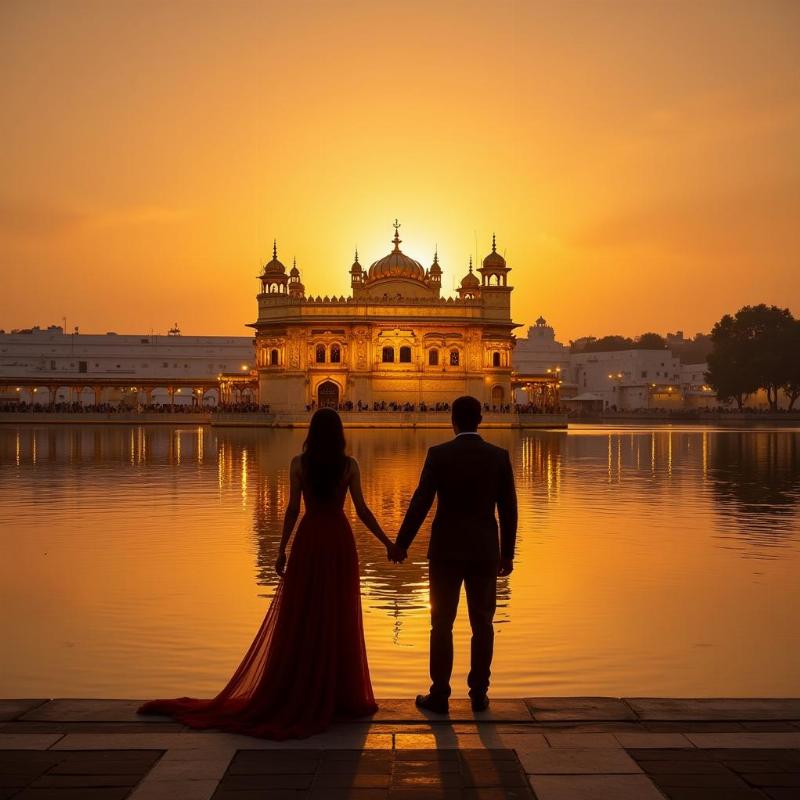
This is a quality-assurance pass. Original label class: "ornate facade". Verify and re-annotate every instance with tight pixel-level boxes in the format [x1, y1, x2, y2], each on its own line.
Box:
[249, 222, 519, 411]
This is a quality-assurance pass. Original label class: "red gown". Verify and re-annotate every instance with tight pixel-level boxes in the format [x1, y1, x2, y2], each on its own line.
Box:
[138, 485, 378, 739]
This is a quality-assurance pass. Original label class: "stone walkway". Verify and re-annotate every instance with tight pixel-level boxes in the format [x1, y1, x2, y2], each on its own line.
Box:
[2, 698, 799, 799]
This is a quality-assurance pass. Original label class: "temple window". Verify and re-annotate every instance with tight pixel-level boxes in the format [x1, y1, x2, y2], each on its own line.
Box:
[428, 348, 439, 366]
[449, 349, 460, 366]
[382, 346, 395, 363]
[330, 344, 341, 363]
[270, 349, 279, 366]
[399, 346, 412, 363]
[315, 344, 326, 363]
[492, 351, 501, 367]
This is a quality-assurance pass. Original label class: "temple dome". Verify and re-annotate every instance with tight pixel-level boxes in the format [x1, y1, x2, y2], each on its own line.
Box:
[263, 241, 286, 274]
[482, 233, 506, 269]
[367, 223, 426, 282]
[461, 259, 480, 288]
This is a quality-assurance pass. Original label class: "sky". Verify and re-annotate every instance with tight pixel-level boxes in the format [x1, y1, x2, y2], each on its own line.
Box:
[1, 0, 798, 342]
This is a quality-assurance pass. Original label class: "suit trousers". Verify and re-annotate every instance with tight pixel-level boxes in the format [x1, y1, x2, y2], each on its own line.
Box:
[428, 559, 498, 699]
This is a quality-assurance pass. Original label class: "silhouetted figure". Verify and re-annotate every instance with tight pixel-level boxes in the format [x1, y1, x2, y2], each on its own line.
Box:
[139, 408, 397, 738]
[393, 395, 517, 713]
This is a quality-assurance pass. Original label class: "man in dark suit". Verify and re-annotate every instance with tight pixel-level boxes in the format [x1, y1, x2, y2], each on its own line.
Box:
[393, 395, 517, 713]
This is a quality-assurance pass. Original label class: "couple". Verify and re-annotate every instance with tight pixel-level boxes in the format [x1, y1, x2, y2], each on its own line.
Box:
[139, 395, 518, 739]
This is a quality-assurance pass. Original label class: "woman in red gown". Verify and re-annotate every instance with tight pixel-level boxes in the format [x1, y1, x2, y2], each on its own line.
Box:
[139, 408, 396, 739]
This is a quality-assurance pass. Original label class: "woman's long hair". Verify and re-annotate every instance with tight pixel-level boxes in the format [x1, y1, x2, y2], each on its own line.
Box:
[301, 408, 348, 501]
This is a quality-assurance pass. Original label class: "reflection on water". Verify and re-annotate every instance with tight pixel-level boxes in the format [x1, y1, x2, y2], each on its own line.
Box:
[1, 423, 799, 698]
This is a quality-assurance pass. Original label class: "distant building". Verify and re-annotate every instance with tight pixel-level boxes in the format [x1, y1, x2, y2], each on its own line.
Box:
[569, 349, 685, 410]
[250, 223, 519, 412]
[0, 326, 255, 406]
[511, 317, 572, 407]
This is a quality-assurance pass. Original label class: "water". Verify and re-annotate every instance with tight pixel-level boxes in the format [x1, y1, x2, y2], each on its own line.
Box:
[1, 423, 798, 699]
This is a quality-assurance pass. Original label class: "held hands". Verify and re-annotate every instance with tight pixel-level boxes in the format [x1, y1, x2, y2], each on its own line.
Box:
[275, 549, 287, 577]
[498, 558, 514, 577]
[386, 541, 408, 564]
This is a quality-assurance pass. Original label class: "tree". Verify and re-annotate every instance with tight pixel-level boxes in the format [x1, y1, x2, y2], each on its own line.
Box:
[636, 332, 667, 349]
[706, 305, 796, 411]
[782, 320, 800, 410]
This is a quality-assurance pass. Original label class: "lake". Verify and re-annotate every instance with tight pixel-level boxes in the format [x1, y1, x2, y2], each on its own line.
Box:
[1, 422, 798, 699]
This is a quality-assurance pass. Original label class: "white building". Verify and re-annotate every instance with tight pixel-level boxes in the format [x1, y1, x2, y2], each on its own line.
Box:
[568, 349, 686, 410]
[513, 317, 570, 375]
[0, 326, 255, 406]
[511, 316, 572, 407]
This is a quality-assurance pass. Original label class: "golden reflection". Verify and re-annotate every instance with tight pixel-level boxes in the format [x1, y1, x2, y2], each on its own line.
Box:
[240, 448, 248, 505]
[1, 423, 799, 698]
[197, 426, 204, 465]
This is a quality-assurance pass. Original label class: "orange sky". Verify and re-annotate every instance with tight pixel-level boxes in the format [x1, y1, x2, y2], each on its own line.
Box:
[1, 0, 798, 342]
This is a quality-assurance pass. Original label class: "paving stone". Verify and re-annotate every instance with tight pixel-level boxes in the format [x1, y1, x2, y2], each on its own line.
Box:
[723, 759, 799, 773]
[393, 750, 459, 761]
[0, 701, 48, 722]
[764, 790, 800, 800]
[657, 790, 767, 799]
[627, 698, 800, 721]
[740, 721, 800, 732]
[51, 733, 200, 750]
[517, 748, 643, 775]
[310, 791, 390, 800]
[614, 732, 693, 748]
[219, 772, 315, 789]
[459, 748, 520, 761]
[31, 774, 142, 787]
[21, 700, 168, 724]
[528, 773, 665, 799]
[390, 772, 463, 789]
[213, 791, 305, 800]
[649, 771, 750, 788]
[543, 732, 622, 748]
[742, 773, 800, 787]
[0, 734, 64, 750]
[386, 789, 463, 799]
[393, 760, 461, 775]
[627, 747, 738, 761]
[525, 697, 637, 721]
[461, 769, 528, 788]
[1, 721, 185, 734]
[12, 789, 132, 799]
[644, 720, 746, 732]
[144, 757, 231, 781]
[129, 778, 218, 799]
[637, 760, 733, 774]
[687, 732, 800, 748]
[371, 699, 533, 723]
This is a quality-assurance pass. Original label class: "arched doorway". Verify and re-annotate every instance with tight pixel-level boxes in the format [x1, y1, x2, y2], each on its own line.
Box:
[317, 380, 339, 408]
[491, 385, 504, 406]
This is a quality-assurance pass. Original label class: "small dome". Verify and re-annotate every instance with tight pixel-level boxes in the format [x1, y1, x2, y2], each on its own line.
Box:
[429, 251, 442, 275]
[482, 233, 506, 269]
[536, 315, 547, 326]
[367, 223, 426, 282]
[263, 241, 286, 274]
[461, 258, 480, 288]
[350, 249, 363, 274]
[289, 259, 300, 278]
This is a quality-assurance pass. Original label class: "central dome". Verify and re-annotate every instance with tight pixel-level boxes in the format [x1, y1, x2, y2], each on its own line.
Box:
[367, 223, 426, 282]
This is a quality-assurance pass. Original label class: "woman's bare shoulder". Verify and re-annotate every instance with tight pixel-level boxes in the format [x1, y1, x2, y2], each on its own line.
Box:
[290, 454, 303, 473]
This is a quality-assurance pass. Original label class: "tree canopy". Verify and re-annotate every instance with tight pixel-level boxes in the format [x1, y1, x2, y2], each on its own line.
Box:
[706, 304, 798, 410]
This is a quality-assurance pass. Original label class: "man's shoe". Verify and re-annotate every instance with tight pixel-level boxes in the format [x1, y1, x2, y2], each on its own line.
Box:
[471, 694, 490, 712]
[415, 694, 449, 714]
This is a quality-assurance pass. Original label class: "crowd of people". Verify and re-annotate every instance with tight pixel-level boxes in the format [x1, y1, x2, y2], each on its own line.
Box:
[2, 401, 270, 414]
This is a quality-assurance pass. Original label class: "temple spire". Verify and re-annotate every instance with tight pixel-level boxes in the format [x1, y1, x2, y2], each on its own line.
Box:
[491, 232, 497, 253]
[392, 219, 402, 251]
[273, 239, 278, 259]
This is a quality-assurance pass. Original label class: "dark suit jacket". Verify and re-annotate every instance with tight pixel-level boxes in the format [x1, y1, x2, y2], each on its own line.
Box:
[396, 433, 517, 561]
